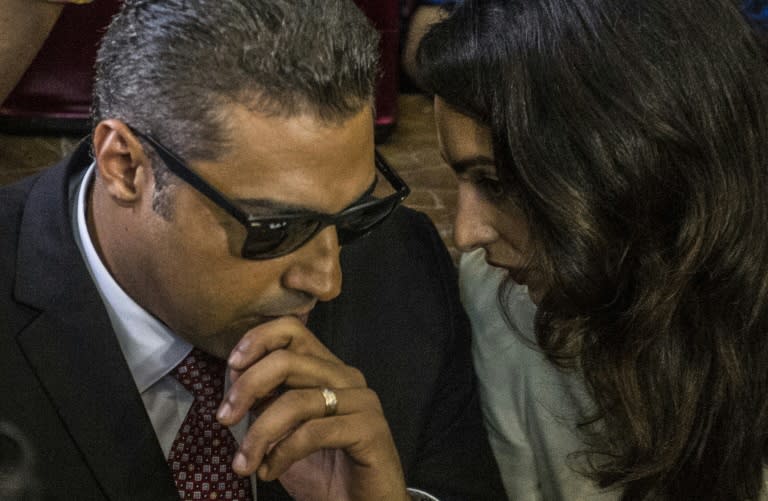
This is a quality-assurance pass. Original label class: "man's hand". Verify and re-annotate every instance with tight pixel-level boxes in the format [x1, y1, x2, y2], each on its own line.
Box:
[216, 316, 411, 501]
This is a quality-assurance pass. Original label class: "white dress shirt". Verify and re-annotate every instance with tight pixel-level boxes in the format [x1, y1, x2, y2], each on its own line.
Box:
[71, 164, 258, 497]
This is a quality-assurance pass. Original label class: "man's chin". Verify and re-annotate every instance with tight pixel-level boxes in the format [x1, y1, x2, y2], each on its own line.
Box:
[193, 318, 267, 359]
[261, 312, 311, 325]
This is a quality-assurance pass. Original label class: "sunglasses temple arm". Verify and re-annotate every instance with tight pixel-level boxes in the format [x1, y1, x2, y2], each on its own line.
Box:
[131, 128, 251, 226]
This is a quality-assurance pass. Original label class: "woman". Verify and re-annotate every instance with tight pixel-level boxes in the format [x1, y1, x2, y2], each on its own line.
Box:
[418, 0, 768, 499]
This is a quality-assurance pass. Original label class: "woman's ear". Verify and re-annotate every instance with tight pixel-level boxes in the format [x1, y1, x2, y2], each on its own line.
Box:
[92, 119, 153, 205]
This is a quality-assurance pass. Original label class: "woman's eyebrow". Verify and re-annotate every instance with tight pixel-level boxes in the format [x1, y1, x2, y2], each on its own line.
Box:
[442, 154, 496, 175]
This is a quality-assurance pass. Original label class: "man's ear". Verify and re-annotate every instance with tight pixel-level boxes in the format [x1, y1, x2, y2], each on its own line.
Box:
[92, 119, 153, 204]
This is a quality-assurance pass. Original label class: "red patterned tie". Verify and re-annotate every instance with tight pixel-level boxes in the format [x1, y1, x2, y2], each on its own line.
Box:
[167, 348, 253, 501]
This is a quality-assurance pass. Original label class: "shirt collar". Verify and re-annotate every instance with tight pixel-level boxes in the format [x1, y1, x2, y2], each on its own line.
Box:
[73, 163, 192, 393]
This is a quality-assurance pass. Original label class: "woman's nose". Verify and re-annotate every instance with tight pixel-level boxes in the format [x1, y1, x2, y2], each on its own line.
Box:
[453, 183, 499, 253]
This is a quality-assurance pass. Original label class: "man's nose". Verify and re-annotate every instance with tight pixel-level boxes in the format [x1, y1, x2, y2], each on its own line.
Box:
[281, 226, 343, 302]
[453, 184, 499, 253]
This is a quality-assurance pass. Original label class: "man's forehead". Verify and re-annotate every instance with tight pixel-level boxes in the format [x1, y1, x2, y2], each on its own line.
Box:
[223, 101, 373, 139]
[192, 104, 377, 214]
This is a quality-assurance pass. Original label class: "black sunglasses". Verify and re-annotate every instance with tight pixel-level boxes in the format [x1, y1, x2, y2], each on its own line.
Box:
[128, 127, 410, 260]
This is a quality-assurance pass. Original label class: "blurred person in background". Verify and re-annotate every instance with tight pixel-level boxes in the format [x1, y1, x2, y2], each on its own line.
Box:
[0, 422, 40, 501]
[0, 0, 95, 105]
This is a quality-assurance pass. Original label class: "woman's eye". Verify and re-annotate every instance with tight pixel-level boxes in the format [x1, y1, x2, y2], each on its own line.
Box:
[473, 176, 506, 201]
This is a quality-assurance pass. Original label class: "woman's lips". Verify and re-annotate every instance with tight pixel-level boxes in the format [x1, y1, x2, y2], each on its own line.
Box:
[485, 257, 516, 272]
[485, 258, 530, 286]
[485, 254, 545, 304]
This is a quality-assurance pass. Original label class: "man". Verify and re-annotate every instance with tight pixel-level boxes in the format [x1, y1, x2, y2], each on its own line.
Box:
[0, 0, 504, 500]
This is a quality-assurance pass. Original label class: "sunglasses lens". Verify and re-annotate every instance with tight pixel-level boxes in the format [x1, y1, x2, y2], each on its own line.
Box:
[242, 219, 322, 259]
[336, 197, 400, 244]
[240, 188, 406, 259]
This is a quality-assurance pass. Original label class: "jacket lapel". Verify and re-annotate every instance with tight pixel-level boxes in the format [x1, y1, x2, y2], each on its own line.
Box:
[13, 142, 179, 500]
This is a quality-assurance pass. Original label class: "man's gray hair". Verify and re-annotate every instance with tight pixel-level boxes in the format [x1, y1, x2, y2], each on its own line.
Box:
[93, 0, 380, 163]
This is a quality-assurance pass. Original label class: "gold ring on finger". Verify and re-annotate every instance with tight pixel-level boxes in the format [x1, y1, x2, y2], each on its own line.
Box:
[320, 387, 338, 417]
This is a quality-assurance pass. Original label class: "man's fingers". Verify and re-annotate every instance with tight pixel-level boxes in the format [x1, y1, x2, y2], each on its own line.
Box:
[217, 351, 366, 426]
[228, 316, 342, 372]
[218, 316, 391, 486]
[231, 387, 381, 477]
[259, 411, 393, 480]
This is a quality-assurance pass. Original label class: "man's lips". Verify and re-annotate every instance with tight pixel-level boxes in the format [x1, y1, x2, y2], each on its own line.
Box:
[261, 308, 314, 326]
[293, 311, 311, 325]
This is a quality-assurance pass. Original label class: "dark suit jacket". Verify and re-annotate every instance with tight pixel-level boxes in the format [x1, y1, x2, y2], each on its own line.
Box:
[0, 140, 505, 501]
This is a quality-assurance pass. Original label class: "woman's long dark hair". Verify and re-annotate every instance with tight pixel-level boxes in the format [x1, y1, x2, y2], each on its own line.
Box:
[419, 0, 768, 499]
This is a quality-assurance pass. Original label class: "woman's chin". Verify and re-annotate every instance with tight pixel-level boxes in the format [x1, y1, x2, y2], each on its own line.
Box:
[525, 284, 543, 305]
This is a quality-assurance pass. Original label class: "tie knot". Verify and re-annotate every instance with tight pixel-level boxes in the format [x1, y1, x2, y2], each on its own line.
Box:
[170, 348, 227, 399]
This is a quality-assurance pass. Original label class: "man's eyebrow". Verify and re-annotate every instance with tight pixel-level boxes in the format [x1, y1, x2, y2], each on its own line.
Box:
[233, 198, 306, 213]
[441, 154, 496, 175]
[233, 175, 379, 215]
